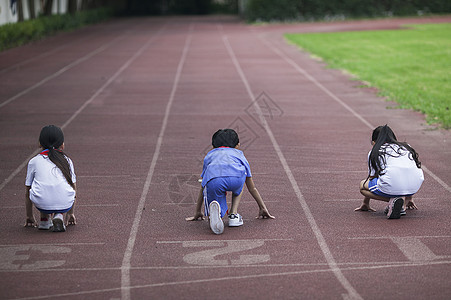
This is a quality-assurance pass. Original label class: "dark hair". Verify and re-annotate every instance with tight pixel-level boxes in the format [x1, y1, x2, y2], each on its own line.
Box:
[368, 125, 421, 178]
[212, 129, 239, 148]
[39, 125, 75, 189]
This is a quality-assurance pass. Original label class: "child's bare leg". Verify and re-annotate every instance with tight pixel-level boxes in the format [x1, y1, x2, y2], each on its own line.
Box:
[359, 179, 390, 202]
[230, 188, 244, 215]
[356, 179, 388, 211]
[40, 212, 51, 220]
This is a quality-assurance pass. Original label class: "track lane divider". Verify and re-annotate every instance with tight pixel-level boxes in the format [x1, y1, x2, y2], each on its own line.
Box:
[222, 34, 363, 300]
[0, 24, 167, 192]
[120, 23, 194, 300]
[259, 36, 451, 195]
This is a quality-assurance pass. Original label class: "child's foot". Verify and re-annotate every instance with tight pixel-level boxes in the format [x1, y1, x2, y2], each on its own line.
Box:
[384, 206, 406, 216]
[209, 201, 224, 234]
[52, 213, 66, 232]
[38, 217, 53, 230]
[387, 197, 404, 219]
[228, 213, 243, 227]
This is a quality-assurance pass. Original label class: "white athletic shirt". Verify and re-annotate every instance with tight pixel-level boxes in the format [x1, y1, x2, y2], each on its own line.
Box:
[369, 143, 424, 195]
[25, 152, 76, 210]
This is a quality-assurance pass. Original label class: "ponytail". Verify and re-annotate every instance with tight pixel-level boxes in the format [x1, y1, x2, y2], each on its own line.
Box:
[39, 125, 75, 189]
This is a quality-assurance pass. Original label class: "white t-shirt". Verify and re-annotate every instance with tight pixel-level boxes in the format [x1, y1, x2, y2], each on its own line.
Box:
[25, 153, 76, 210]
[369, 144, 424, 195]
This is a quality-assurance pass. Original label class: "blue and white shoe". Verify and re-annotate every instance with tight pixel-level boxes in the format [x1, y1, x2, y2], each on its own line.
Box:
[209, 201, 224, 234]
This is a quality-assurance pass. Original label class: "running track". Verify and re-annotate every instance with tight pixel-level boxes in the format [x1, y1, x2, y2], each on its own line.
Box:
[1, 15, 451, 300]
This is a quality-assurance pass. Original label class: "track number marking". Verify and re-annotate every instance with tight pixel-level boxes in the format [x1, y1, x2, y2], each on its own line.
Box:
[0, 245, 71, 270]
[182, 240, 270, 266]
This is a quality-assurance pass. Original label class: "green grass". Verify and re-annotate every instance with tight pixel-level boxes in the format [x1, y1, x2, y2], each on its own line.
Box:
[285, 23, 451, 128]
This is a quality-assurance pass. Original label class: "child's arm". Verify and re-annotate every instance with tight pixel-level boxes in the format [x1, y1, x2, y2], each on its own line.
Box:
[24, 186, 36, 227]
[185, 186, 204, 221]
[65, 183, 77, 226]
[245, 177, 275, 219]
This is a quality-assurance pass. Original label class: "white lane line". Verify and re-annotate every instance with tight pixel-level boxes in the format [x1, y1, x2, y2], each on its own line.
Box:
[325, 197, 433, 202]
[0, 242, 104, 247]
[222, 35, 362, 300]
[349, 235, 451, 240]
[260, 36, 451, 195]
[0, 35, 123, 109]
[0, 25, 166, 194]
[120, 25, 193, 300]
[1, 204, 119, 209]
[0, 19, 136, 75]
[10, 260, 451, 300]
[156, 238, 293, 244]
[4, 258, 451, 273]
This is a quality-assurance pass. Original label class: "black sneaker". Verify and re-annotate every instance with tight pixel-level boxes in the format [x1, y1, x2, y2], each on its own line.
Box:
[384, 206, 406, 216]
[387, 197, 404, 219]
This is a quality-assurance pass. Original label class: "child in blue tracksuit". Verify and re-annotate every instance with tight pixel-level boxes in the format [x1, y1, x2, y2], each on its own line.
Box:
[186, 129, 274, 234]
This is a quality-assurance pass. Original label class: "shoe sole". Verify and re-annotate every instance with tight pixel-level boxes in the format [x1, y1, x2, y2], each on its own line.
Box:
[229, 222, 243, 227]
[228, 216, 243, 227]
[38, 222, 52, 230]
[209, 201, 224, 234]
[38, 225, 52, 230]
[52, 218, 66, 232]
[387, 198, 404, 219]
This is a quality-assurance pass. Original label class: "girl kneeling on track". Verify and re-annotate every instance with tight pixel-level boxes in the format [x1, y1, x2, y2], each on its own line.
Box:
[24, 125, 77, 232]
[355, 125, 424, 219]
[186, 129, 274, 234]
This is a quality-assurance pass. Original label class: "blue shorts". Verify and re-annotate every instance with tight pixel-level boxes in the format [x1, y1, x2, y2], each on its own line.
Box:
[36, 205, 73, 214]
[368, 178, 413, 198]
[204, 176, 246, 218]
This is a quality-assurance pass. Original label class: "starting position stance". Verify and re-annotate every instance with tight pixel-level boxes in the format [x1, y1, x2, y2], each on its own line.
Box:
[186, 129, 274, 234]
[356, 125, 424, 219]
[24, 125, 77, 232]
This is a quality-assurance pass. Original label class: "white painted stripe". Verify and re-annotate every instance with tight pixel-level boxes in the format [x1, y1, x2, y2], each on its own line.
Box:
[1, 204, 119, 209]
[349, 235, 451, 240]
[0, 25, 166, 193]
[3, 258, 451, 273]
[260, 36, 451, 195]
[222, 35, 363, 300]
[0, 36, 122, 109]
[156, 238, 293, 244]
[0, 242, 104, 247]
[120, 25, 193, 300]
[422, 165, 451, 193]
[10, 260, 451, 299]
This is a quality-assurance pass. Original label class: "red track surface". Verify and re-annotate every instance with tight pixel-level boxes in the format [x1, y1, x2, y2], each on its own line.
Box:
[1, 15, 451, 300]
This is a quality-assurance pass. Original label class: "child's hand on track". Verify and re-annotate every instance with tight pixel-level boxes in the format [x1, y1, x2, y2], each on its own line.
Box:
[354, 204, 376, 212]
[256, 208, 275, 219]
[24, 218, 37, 227]
[66, 214, 76, 226]
[406, 200, 418, 210]
[185, 213, 204, 221]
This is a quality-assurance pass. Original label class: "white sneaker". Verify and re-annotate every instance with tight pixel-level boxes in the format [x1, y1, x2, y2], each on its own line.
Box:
[209, 201, 224, 234]
[228, 213, 243, 227]
[38, 218, 53, 230]
[52, 213, 66, 232]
